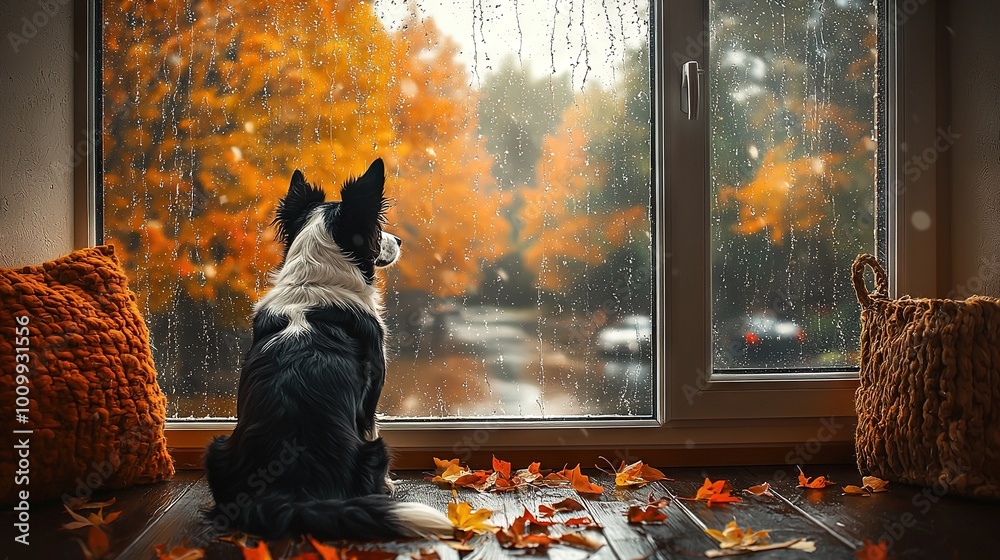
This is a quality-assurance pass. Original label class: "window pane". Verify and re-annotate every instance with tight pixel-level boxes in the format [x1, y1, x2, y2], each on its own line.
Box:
[102, 0, 653, 419]
[709, 0, 876, 370]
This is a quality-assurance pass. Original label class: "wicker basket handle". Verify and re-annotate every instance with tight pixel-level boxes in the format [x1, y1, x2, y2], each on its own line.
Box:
[852, 253, 889, 308]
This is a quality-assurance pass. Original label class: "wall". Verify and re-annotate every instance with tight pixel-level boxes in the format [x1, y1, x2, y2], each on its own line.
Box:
[949, 1, 1000, 297]
[0, 0, 997, 295]
[0, 0, 76, 268]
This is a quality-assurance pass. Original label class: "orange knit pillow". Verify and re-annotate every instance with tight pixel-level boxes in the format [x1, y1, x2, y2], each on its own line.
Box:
[0, 245, 173, 504]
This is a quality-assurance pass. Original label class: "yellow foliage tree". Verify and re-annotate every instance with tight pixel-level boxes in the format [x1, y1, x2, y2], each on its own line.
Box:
[103, 0, 507, 315]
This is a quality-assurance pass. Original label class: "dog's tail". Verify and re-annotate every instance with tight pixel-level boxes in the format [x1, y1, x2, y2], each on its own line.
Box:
[217, 492, 453, 541]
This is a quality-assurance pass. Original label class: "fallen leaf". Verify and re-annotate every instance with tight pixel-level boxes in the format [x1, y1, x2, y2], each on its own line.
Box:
[492, 456, 512, 479]
[854, 539, 888, 560]
[433, 457, 462, 474]
[556, 531, 604, 550]
[705, 538, 817, 557]
[797, 467, 834, 489]
[845, 477, 890, 496]
[62, 505, 122, 531]
[447, 500, 496, 534]
[626, 505, 667, 524]
[564, 516, 598, 527]
[863, 477, 889, 493]
[693, 479, 742, 506]
[558, 464, 605, 495]
[538, 497, 585, 517]
[469, 470, 500, 492]
[496, 509, 558, 550]
[153, 543, 206, 560]
[745, 482, 772, 497]
[614, 460, 670, 487]
[705, 520, 770, 549]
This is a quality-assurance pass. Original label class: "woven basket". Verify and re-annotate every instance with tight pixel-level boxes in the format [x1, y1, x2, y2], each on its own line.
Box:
[852, 254, 1000, 499]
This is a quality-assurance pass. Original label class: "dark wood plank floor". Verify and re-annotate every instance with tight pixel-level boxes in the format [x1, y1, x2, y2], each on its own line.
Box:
[5, 464, 997, 560]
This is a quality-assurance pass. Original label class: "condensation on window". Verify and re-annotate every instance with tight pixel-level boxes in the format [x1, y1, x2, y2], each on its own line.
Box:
[709, 0, 876, 371]
[102, 0, 653, 419]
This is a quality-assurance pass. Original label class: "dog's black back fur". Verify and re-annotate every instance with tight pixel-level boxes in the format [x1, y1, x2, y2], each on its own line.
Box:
[204, 160, 444, 540]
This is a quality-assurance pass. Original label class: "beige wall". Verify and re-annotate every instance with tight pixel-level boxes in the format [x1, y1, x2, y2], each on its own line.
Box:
[0, 0, 77, 268]
[0, 0, 997, 296]
[949, 0, 1000, 297]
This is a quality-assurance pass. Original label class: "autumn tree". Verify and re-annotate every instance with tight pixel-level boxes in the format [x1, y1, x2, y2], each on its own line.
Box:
[515, 45, 652, 313]
[102, 0, 507, 415]
[709, 0, 876, 366]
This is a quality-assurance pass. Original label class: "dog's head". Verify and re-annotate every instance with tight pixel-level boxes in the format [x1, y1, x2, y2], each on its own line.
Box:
[273, 158, 401, 284]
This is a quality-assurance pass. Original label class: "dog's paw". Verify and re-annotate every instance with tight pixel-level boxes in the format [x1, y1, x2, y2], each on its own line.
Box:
[383, 476, 395, 495]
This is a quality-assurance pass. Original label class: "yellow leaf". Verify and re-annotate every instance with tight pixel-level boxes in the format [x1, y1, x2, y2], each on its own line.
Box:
[447, 501, 496, 534]
[614, 460, 668, 487]
[705, 520, 770, 549]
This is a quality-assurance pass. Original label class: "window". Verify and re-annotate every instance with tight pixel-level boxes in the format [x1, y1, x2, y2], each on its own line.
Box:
[95, 0, 900, 455]
[101, 0, 654, 420]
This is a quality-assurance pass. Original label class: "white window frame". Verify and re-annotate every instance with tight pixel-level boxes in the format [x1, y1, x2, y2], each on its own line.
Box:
[80, 0, 943, 463]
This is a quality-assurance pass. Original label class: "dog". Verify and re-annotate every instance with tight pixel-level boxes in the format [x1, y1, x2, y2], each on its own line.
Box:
[205, 159, 451, 540]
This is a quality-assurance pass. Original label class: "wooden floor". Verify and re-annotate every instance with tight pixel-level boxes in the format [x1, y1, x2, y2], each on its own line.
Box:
[8, 464, 998, 560]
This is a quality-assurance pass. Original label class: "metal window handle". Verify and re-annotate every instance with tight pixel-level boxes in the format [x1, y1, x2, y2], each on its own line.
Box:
[681, 61, 704, 120]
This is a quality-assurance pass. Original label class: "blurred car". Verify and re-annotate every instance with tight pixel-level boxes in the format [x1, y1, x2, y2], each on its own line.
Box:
[724, 312, 806, 367]
[598, 315, 653, 359]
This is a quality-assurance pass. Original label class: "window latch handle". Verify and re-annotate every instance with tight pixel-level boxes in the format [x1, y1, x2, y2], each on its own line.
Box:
[681, 61, 704, 120]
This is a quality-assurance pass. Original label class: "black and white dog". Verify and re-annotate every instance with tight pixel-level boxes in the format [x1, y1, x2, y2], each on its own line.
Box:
[205, 159, 451, 540]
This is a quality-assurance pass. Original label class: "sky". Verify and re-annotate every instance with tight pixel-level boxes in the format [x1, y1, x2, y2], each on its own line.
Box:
[374, 0, 650, 89]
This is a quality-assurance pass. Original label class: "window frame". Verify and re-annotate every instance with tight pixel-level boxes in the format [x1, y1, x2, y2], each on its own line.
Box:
[79, 0, 943, 466]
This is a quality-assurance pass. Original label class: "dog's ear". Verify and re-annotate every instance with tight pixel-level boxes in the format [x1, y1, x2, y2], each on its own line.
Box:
[274, 170, 325, 251]
[340, 158, 389, 222]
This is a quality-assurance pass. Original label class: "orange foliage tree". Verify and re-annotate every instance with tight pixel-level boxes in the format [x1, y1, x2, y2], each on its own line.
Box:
[517, 63, 651, 293]
[103, 0, 507, 317]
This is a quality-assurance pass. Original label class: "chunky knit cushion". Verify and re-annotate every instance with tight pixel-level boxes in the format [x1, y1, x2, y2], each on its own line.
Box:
[0, 245, 173, 503]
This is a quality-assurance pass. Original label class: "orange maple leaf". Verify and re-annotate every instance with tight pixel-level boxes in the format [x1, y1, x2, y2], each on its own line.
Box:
[694, 479, 742, 506]
[558, 464, 604, 495]
[797, 467, 834, 489]
[614, 460, 670, 487]
[855, 539, 888, 560]
[433, 457, 461, 475]
[626, 504, 667, 524]
[492, 456, 512, 479]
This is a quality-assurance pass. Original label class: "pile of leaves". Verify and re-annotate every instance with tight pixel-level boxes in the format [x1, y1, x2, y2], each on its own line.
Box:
[430, 456, 667, 494]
